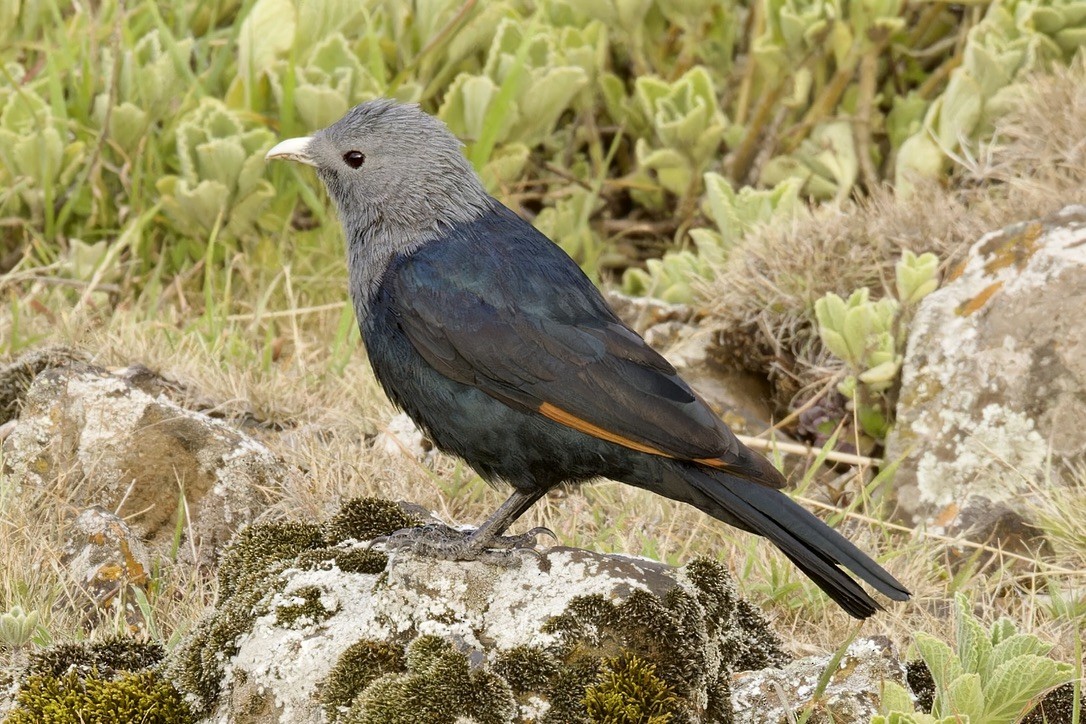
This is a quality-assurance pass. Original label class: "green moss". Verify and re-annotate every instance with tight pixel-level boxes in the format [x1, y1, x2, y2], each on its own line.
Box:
[169, 568, 280, 716]
[343, 635, 515, 724]
[216, 521, 324, 598]
[583, 652, 680, 724]
[169, 553, 294, 717]
[296, 546, 390, 575]
[536, 559, 785, 724]
[168, 518, 329, 715]
[545, 590, 703, 696]
[275, 584, 335, 628]
[324, 497, 421, 544]
[553, 665, 612, 713]
[27, 637, 165, 678]
[170, 502, 410, 717]
[683, 557, 787, 671]
[166, 503, 781, 723]
[492, 645, 560, 694]
[7, 669, 193, 724]
[322, 640, 407, 721]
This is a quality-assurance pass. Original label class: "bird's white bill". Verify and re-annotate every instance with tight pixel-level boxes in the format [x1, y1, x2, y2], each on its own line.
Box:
[266, 136, 316, 165]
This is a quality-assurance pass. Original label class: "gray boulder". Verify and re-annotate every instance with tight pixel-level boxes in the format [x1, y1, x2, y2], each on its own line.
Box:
[732, 636, 908, 724]
[1, 362, 292, 559]
[887, 206, 1086, 546]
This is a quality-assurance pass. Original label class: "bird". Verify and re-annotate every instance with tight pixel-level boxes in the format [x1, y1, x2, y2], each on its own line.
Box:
[266, 99, 910, 619]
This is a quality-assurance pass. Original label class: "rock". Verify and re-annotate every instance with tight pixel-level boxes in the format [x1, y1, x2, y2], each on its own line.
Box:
[59, 507, 152, 632]
[1, 362, 294, 559]
[886, 206, 1086, 543]
[731, 636, 908, 724]
[372, 411, 434, 463]
[2, 638, 190, 723]
[0, 346, 87, 424]
[168, 497, 787, 724]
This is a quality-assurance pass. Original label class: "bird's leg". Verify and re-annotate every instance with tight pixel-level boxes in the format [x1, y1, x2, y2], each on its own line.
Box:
[379, 488, 555, 561]
[462, 488, 554, 553]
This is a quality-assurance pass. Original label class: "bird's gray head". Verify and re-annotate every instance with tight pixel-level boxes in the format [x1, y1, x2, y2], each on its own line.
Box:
[266, 100, 494, 307]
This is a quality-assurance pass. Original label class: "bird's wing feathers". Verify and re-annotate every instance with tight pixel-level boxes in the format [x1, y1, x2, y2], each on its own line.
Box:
[387, 219, 783, 488]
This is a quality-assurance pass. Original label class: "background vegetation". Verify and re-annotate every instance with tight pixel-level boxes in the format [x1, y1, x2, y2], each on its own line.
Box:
[1, 0, 1084, 720]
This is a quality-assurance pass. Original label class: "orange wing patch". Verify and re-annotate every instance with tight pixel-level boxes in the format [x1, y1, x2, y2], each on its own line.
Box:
[537, 402, 674, 458]
[537, 401, 736, 474]
[538, 401, 742, 475]
[692, 456, 735, 471]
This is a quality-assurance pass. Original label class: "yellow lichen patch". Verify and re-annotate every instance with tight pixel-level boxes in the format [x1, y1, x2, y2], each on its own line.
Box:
[946, 259, 969, 282]
[933, 503, 960, 528]
[119, 537, 149, 585]
[981, 222, 1042, 275]
[955, 281, 1004, 316]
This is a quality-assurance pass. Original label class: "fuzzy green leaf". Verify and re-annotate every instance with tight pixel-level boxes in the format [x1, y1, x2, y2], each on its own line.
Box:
[236, 0, 295, 81]
[915, 633, 963, 689]
[982, 655, 1075, 724]
[941, 673, 984, 722]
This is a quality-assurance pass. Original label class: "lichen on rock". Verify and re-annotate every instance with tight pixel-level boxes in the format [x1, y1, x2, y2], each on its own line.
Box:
[343, 635, 517, 724]
[1, 362, 292, 559]
[886, 205, 1086, 550]
[166, 496, 786, 723]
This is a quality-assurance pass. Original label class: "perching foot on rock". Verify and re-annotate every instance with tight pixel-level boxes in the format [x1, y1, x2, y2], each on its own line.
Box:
[374, 523, 556, 564]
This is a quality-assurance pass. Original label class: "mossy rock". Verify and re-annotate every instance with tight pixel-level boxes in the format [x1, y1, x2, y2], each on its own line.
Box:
[7, 638, 192, 724]
[343, 636, 516, 724]
[168, 497, 416, 717]
[322, 639, 407, 720]
[167, 497, 786, 723]
[583, 652, 680, 723]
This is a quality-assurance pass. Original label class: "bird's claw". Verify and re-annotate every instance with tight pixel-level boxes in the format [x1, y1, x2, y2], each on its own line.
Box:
[369, 523, 554, 565]
[494, 526, 557, 550]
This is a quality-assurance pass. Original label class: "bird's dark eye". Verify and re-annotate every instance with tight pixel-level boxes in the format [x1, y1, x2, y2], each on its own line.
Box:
[343, 151, 366, 169]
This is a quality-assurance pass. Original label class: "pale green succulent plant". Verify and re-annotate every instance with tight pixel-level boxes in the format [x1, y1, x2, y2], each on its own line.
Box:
[0, 605, 41, 648]
[632, 66, 727, 199]
[897, 0, 1085, 188]
[155, 99, 275, 244]
[438, 17, 592, 185]
[0, 88, 88, 222]
[622, 173, 802, 302]
[815, 251, 939, 437]
[622, 233, 726, 305]
[268, 33, 389, 132]
[533, 187, 606, 272]
[91, 31, 195, 154]
[692, 172, 802, 250]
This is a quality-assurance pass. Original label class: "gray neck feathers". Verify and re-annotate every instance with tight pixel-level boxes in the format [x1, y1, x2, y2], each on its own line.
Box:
[337, 170, 494, 325]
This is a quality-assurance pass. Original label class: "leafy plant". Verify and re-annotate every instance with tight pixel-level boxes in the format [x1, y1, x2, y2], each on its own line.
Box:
[438, 16, 595, 185]
[896, 0, 1084, 190]
[0, 605, 41, 648]
[622, 173, 802, 304]
[814, 250, 938, 438]
[874, 593, 1075, 724]
[155, 99, 276, 256]
[0, 88, 88, 229]
[631, 66, 727, 202]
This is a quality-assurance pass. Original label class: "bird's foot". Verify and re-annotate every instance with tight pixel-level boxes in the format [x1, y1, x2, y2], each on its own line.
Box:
[373, 524, 556, 565]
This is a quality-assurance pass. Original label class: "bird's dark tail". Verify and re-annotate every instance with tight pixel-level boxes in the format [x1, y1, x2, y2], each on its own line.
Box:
[670, 464, 910, 619]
